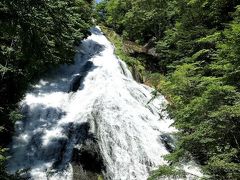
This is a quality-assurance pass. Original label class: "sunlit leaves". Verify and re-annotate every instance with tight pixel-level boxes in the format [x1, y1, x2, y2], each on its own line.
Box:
[0, 1, 93, 178]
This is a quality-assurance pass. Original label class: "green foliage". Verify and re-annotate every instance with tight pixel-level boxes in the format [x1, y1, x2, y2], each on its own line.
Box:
[98, 0, 240, 179]
[95, 0, 108, 23]
[0, 147, 24, 180]
[148, 165, 186, 180]
[100, 25, 145, 80]
[0, 148, 7, 165]
[9, 110, 23, 123]
[0, 0, 93, 178]
[97, 0, 176, 43]
[97, 175, 104, 180]
[161, 61, 240, 179]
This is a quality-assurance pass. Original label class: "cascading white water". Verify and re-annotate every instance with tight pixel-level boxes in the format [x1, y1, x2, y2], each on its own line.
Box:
[7, 27, 201, 180]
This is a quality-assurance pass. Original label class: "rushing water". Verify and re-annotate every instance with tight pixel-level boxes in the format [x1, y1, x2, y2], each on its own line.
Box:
[7, 27, 201, 180]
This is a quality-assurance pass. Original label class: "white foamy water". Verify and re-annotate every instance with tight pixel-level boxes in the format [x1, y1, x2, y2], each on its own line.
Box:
[7, 27, 201, 180]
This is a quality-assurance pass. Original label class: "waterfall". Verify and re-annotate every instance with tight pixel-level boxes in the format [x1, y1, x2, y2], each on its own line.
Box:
[7, 27, 201, 180]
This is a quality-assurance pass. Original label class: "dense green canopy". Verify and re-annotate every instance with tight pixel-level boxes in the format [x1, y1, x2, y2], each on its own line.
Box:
[0, 0, 93, 178]
[96, 0, 240, 179]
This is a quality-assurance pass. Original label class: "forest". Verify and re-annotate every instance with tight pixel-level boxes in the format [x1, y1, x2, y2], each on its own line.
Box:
[0, 0, 93, 179]
[0, 0, 240, 179]
[95, 0, 240, 179]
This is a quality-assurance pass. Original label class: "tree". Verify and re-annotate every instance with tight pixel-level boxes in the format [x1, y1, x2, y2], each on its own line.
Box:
[0, 0, 93, 177]
[99, 0, 240, 178]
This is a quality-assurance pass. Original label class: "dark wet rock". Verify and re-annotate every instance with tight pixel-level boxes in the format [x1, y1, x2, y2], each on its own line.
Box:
[72, 164, 100, 180]
[21, 103, 30, 116]
[69, 74, 83, 92]
[51, 138, 68, 169]
[72, 139, 104, 173]
[69, 61, 96, 93]
[160, 134, 175, 153]
[71, 122, 105, 180]
[81, 61, 93, 72]
[131, 66, 143, 83]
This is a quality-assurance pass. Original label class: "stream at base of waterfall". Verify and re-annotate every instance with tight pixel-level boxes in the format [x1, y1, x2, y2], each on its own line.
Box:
[7, 27, 202, 180]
